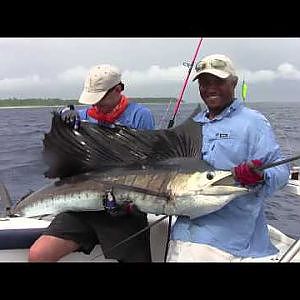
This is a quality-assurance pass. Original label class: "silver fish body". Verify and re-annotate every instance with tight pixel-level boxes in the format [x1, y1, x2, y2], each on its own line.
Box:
[13, 158, 248, 219]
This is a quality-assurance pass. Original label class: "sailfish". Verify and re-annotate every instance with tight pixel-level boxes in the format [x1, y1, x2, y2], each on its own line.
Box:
[11, 106, 248, 219]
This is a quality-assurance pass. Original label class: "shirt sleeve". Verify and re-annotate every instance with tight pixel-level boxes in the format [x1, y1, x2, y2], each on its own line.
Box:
[248, 117, 290, 197]
[134, 106, 155, 130]
[77, 108, 88, 121]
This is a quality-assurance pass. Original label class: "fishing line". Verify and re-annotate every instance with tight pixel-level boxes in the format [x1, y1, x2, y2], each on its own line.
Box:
[157, 99, 173, 129]
[91, 215, 168, 261]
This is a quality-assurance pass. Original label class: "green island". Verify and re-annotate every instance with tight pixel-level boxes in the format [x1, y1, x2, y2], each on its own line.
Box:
[0, 97, 177, 107]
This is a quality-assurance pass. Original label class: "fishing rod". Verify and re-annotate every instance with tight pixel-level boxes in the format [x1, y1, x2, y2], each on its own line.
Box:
[167, 38, 203, 129]
[254, 155, 300, 172]
[164, 38, 203, 262]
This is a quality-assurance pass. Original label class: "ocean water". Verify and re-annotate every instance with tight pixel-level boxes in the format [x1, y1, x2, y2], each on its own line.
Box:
[0, 102, 299, 239]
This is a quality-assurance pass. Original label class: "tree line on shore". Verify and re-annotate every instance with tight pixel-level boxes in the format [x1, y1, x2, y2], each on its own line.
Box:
[0, 98, 177, 107]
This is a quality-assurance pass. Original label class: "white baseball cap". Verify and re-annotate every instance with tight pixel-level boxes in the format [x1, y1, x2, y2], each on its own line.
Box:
[193, 54, 236, 81]
[79, 64, 122, 105]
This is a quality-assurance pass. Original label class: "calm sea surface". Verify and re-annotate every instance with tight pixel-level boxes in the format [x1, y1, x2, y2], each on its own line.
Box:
[0, 102, 299, 239]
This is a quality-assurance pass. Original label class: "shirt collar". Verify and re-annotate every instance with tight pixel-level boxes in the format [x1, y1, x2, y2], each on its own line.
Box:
[193, 98, 243, 123]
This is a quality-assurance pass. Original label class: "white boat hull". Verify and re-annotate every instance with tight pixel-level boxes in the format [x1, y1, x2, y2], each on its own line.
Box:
[0, 214, 299, 262]
[286, 179, 300, 196]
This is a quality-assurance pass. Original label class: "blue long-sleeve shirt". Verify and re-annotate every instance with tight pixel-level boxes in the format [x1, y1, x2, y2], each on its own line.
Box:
[77, 102, 155, 129]
[171, 99, 290, 258]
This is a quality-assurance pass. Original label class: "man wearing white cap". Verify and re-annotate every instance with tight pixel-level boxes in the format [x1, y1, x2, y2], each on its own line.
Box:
[28, 64, 155, 262]
[167, 54, 290, 262]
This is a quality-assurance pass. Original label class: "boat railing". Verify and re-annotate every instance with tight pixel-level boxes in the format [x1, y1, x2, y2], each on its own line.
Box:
[279, 239, 300, 262]
[278, 166, 300, 262]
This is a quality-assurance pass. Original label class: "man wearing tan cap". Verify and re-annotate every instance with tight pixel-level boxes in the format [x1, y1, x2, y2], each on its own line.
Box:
[28, 64, 155, 262]
[166, 54, 290, 262]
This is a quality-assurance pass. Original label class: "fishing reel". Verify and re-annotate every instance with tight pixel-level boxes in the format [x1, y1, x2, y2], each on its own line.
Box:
[58, 105, 81, 130]
[103, 189, 118, 212]
[102, 189, 136, 217]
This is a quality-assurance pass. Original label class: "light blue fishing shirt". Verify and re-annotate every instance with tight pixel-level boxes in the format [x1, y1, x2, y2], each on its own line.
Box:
[171, 99, 290, 258]
[77, 102, 155, 129]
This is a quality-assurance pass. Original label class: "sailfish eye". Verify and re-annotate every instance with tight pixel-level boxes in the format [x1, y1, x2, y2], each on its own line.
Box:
[207, 172, 214, 180]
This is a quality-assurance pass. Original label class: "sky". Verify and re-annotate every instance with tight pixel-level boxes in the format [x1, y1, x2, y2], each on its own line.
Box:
[0, 37, 300, 103]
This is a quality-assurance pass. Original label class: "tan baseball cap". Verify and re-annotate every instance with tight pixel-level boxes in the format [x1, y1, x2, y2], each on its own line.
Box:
[79, 64, 122, 105]
[193, 54, 236, 81]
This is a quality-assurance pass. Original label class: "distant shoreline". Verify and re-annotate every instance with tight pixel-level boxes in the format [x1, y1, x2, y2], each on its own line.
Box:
[0, 97, 178, 108]
[0, 105, 85, 109]
[0, 102, 184, 109]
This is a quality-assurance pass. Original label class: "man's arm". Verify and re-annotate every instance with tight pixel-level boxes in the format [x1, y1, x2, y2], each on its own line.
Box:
[134, 107, 155, 130]
[248, 118, 290, 197]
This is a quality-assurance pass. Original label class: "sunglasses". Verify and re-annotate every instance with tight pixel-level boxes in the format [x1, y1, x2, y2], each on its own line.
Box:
[195, 59, 228, 72]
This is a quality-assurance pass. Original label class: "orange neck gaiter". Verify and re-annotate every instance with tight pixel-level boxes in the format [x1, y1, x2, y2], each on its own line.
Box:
[87, 95, 128, 124]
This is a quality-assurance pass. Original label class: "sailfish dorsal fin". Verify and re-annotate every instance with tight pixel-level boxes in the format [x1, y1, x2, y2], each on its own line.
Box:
[43, 105, 203, 179]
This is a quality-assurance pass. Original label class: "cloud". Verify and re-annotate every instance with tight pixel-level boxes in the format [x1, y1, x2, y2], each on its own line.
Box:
[277, 63, 300, 79]
[0, 74, 48, 91]
[238, 63, 300, 83]
[0, 66, 88, 98]
[123, 64, 189, 85]
[123, 62, 300, 87]
[0, 62, 300, 100]
[57, 66, 88, 82]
